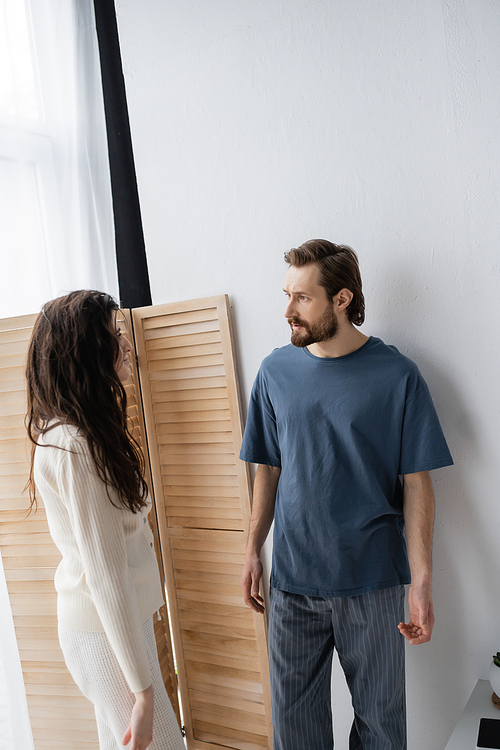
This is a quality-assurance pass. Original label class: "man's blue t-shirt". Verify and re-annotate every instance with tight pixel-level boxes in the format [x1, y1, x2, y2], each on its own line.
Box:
[239, 337, 453, 597]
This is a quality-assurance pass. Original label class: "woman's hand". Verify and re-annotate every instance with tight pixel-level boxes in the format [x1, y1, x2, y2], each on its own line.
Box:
[122, 684, 154, 750]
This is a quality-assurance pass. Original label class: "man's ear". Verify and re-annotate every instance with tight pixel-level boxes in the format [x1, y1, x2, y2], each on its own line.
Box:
[335, 288, 354, 313]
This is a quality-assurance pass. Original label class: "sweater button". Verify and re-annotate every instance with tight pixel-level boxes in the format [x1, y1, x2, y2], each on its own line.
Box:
[150, 542, 153, 548]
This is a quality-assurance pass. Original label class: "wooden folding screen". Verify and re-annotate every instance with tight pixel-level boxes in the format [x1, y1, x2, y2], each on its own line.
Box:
[121, 310, 180, 725]
[0, 297, 272, 750]
[131, 296, 272, 750]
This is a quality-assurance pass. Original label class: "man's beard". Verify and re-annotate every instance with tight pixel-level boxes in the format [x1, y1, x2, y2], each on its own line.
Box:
[289, 304, 339, 347]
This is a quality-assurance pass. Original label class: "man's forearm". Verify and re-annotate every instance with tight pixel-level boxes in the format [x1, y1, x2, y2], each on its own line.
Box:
[398, 470, 436, 644]
[240, 464, 280, 612]
[403, 470, 435, 584]
[245, 464, 281, 555]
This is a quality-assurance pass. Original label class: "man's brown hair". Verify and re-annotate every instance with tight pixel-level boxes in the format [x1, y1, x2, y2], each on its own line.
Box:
[284, 239, 365, 326]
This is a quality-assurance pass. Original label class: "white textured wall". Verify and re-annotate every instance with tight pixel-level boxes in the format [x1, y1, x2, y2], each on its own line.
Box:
[115, 1, 500, 747]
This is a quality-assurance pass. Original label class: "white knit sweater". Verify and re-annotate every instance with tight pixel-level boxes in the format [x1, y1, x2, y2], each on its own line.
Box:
[34, 422, 164, 693]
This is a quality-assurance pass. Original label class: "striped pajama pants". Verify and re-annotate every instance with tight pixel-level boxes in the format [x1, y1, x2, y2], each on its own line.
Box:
[268, 586, 406, 750]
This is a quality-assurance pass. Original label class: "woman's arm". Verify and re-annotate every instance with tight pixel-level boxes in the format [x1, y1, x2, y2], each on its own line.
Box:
[123, 685, 154, 750]
[59, 438, 153, 692]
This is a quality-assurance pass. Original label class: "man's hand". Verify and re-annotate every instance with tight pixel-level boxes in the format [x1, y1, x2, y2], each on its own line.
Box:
[398, 583, 435, 645]
[240, 554, 265, 613]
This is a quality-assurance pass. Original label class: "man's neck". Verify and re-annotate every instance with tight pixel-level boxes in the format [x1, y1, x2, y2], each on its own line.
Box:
[306, 326, 369, 359]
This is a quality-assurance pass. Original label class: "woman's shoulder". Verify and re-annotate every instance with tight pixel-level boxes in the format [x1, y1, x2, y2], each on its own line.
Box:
[38, 421, 87, 453]
[35, 422, 98, 487]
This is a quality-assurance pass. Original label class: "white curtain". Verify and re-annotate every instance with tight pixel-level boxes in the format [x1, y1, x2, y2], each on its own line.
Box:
[0, 2, 118, 747]
[0, 551, 34, 750]
[0, 0, 119, 319]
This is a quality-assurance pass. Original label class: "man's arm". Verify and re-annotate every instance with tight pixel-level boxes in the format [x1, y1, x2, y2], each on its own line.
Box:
[240, 464, 281, 614]
[398, 470, 435, 645]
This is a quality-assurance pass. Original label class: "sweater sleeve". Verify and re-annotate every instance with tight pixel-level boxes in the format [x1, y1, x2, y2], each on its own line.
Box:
[58, 438, 152, 693]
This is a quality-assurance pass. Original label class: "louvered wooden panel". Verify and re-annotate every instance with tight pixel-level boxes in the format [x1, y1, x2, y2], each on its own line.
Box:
[0, 313, 100, 749]
[121, 310, 181, 726]
[132, 296, 273, 750]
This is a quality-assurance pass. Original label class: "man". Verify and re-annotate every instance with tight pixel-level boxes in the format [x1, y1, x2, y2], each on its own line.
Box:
[239, 240, 453, 750]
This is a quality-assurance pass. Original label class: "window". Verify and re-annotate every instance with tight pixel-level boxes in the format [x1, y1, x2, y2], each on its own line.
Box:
[0, 0, 119, 319]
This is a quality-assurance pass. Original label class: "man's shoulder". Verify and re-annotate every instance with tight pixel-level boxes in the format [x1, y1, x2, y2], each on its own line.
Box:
[368, 338, 428, 402]
[259, 343, 298, 369]
[250, 345, 304, 397]
[369, 337, 421, 373]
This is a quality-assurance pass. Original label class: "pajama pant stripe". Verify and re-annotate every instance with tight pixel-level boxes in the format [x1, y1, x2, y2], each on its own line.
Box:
[268, 586, 406, 750]
[59, 619, 185, 750]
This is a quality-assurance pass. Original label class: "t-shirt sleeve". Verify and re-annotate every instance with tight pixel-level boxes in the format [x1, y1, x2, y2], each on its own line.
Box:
[58, 440, 152, 693]
[239, 368, 281, 467]
[398, 382, 454, 475]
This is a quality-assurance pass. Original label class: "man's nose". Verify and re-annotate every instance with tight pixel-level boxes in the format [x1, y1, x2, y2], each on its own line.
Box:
[284, 300, 296, 319]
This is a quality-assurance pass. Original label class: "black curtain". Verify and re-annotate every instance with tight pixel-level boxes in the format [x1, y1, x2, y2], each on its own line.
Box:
[93, 0, 152, 308]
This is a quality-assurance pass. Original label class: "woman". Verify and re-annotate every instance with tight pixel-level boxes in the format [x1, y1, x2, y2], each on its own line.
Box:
[26, 290, 185, 750]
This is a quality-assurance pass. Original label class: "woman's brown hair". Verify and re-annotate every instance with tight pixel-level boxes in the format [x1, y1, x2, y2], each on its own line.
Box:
[25, 290, 147, 513]
[284, 239, 365, 326]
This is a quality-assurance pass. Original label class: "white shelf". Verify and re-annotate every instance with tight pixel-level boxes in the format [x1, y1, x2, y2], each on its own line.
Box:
[445, 680, 500, 749]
